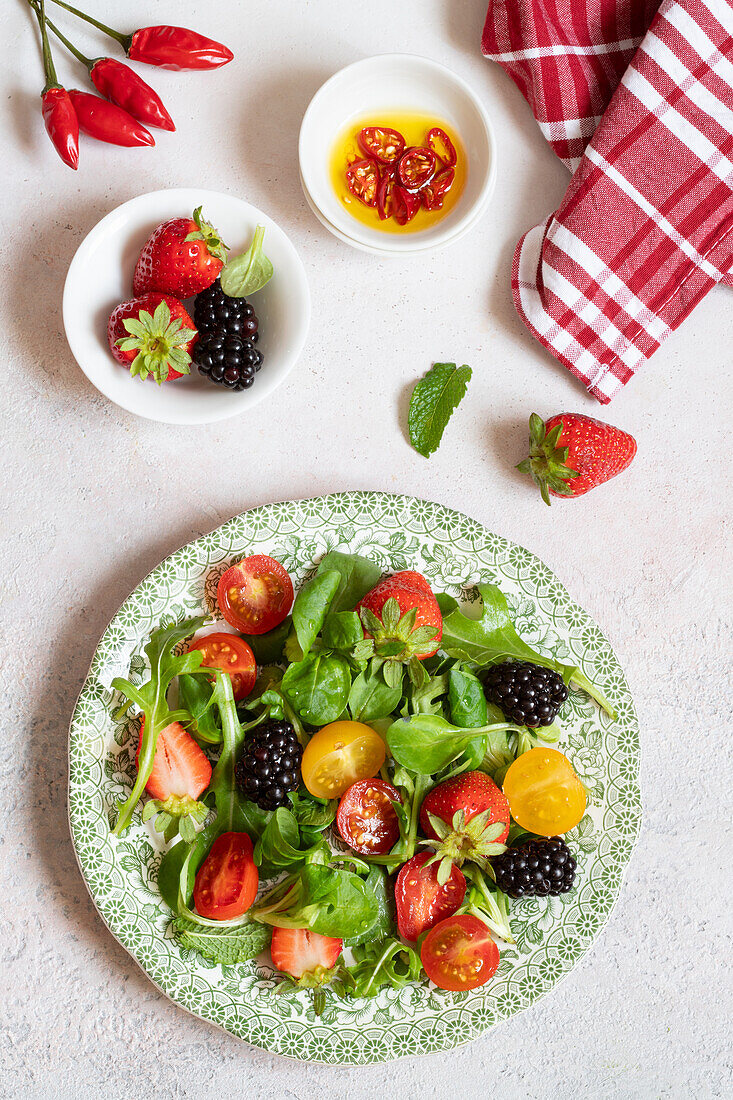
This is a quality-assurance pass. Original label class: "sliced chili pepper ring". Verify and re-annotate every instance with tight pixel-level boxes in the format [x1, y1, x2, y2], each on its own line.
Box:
[421, 166, 456, 211]
[345, 157, 380, 207]
[357, 126, 406, 165]
[426, 127, 458, 168]
[392, 185, 420, 225]
[397, 147, 437, 192]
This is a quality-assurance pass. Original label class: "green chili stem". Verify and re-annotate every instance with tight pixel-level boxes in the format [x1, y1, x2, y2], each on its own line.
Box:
[47, 0, 129, 47]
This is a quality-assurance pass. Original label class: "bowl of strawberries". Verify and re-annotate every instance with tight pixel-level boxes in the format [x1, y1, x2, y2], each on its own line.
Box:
[63, 188, 310, 424]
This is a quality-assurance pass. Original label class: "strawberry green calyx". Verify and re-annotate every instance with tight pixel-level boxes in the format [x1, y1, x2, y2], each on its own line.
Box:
[356, 597, 440, 666]
[184, 206, 228, 263]
[422, 808, 507, 884]
[142, 794, 208, 843]
[116, 300, 196, 384]
[516, 412, 580, 506]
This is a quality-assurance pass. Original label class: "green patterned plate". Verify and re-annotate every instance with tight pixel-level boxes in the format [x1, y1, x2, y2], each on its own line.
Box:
[68, 492, 640, 1064]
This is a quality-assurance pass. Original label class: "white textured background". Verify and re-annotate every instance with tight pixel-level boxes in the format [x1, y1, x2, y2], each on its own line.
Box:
[2, 1, 731, 1097]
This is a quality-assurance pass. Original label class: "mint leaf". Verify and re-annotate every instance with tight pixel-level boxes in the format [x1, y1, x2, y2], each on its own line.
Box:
[220, 225, 273, 297]
[173, 917, 271, 964]
[408, 362, 472, 458]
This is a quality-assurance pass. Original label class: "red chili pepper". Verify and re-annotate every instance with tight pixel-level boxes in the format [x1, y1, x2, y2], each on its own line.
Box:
[127, 26, 234, 71]
[41, 85, 79, 169]
[48, 1, 233, 70]
[68, 89, 155, 147]
[90, 59, 174, 130]
[38, 11, 175, 132]
[30, 0, 79, 169]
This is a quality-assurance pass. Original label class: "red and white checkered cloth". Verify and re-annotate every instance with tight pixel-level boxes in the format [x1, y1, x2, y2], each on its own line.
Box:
[482, 0, 733, 403]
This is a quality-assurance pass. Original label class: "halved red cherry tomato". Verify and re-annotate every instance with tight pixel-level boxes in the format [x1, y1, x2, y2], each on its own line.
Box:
[193, 832, 258, 920]
[397, 147, 437, 191]
[392, 185, 420, 225]
[358, 126, 405, 165]
[421, 914, 499, 991]
[217, 555, 294, 635]
[345, 157, 380, 207]
[395, 851, 466, 942]
[426, 127, 457, 168]
[421, 167, 455, 211]
[188, 632, 257, 702]
[336, 778, 401, 855]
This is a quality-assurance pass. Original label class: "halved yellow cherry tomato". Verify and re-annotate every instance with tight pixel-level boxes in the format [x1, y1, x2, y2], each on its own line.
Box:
[301, 720, 386, 799]
[502, 747, 586, 836]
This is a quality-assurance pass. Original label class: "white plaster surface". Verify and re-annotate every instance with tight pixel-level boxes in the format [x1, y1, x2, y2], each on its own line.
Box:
[2, 2, 731, 1097]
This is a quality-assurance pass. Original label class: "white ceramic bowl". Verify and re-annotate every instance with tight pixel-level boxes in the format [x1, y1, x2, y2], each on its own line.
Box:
[63, 188, 310, 425]
[299, 54, 496, 254]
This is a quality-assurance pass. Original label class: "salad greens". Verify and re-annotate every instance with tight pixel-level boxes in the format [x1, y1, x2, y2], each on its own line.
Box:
[408, 362, 473, 458]
[220, 225, 274, 297]
[110, 550, 611, 1010]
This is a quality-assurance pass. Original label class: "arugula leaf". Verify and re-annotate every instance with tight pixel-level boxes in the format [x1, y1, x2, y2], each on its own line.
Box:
[289, 792, 337, 831]
[251, 864, 379, 939]
[343, 866, 393, 948]
[173, 917, 271, 964]
[241, 618, 291, 664]
[349, 658, 403, 722]
[440, 584, 614, 715]
[291, 569, 341, 658]
[408, 362, 472, 458]
[339, 937, 423, 998]
[448, 667, 488, 728]
[316, 552, 381, 618]
[111, 615, 209, 834]
[178, 673, 222, 744]
[281, 651, 351, 725]
[220, 225, 273, 297]
[387, 713, 520, 775]
[321, 610, 363, 651]
[253, 806, 328, 877]
[158, 674, 263, 917]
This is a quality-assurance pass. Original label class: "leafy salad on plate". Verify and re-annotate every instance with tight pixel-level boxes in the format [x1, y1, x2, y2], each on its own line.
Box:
[110, 548, 614, 1013]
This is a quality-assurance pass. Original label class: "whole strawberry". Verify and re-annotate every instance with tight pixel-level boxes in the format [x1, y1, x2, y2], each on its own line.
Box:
[356, 570, 442, 662]
[133, 206, 228, 298]
[419, 772, 509, 880]
[108, 294, 197, 383]
[517, 412, 637, 505]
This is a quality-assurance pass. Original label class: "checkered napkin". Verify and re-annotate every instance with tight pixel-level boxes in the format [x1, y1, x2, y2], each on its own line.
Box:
[482, 0, 733, 403]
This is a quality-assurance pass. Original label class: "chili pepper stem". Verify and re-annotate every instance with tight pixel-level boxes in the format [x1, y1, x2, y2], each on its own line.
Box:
[29, 1, 94, 68]
[47, 0, 131, 50]
[30, 0, 60, 92]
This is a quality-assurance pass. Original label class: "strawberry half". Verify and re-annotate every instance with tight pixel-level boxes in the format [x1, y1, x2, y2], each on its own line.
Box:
[108, 294, 197, 383]
[270, 927, 343, 979]
[136, 719, 212, 803]
[356, 570, 442, 663]
[518, 412, 637, 505]
[133, 206, 228, 298]
[419, 772, 509, 880]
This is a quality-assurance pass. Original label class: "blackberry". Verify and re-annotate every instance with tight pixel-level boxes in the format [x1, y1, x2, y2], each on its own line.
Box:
[193, 331, 263, 391]
[492, 837, 576, 898]
[235, 720, 302, 811]
[482, 660, 568, 727]
[193, 278, 259, 340]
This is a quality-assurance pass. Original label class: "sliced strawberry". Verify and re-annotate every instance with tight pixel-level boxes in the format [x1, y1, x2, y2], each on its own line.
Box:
[136, 718, 212, 802]
[395, 852, 466, 942]
[270, 927, 343, 979]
